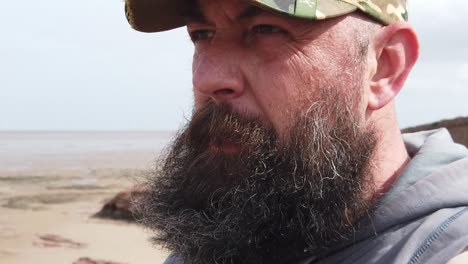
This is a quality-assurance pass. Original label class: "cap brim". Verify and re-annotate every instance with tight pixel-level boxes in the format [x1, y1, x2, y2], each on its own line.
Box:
[125, 0, 193, 32]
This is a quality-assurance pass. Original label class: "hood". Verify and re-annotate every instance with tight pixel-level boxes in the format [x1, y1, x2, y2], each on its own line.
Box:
[313, 128, 468, 261]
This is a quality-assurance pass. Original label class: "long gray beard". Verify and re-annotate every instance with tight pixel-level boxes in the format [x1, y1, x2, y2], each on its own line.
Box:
[134, 94, 377, 264]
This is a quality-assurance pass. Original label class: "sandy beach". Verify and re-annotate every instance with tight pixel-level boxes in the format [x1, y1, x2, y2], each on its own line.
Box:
[0, 131, 173, 264]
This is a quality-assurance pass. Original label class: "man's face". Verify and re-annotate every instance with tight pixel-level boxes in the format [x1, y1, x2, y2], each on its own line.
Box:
[136, 0, 378, 263]
[190, 0, 370, 138]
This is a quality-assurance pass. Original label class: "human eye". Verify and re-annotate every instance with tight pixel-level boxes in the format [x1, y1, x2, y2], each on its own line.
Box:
[251, 24, 285, 35]
[189, 29, 215, 42]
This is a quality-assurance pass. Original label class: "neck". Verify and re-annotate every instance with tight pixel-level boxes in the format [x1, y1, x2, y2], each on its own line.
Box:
[367, 104, 410, 201]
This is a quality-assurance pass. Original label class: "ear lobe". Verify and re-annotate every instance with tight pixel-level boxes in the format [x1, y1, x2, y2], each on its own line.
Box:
[368, 23, 419, 110]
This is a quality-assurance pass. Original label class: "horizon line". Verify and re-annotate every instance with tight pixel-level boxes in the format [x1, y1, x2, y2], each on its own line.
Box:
[0, 129, 176, 133]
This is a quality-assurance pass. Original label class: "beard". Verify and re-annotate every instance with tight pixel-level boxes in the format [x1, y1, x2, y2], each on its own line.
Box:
[135, 89, 377, 264]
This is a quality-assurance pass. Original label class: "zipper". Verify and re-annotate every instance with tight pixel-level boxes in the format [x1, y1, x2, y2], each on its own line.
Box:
[408, 207, 468, 264]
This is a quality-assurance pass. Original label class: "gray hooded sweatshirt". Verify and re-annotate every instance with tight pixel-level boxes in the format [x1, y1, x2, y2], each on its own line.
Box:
[165, 129, 468, 264]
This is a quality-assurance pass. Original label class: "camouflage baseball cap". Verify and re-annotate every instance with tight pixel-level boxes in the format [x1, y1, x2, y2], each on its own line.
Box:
[125, 0, 408, 33]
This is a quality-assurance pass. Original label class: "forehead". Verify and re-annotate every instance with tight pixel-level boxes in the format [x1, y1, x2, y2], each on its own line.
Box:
[186, 0, 261, 23]
[187, 0, 276, 24]
[186, 0, 363, 31]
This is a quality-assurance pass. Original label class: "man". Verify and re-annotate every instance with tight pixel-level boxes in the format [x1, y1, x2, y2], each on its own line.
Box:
[125, 0, 468, 263]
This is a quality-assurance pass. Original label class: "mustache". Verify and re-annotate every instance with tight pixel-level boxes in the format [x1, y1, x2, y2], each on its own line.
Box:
[185, 102, 276, 151]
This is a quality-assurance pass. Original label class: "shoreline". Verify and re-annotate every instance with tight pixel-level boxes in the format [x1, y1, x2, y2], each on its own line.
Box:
[0, 131, 172, 263]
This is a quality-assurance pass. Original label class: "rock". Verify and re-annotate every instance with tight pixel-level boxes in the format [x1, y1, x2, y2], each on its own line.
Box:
[402, 116, 468, 147]
[94, 185, 147, 222]
[73, 257, 125, 264]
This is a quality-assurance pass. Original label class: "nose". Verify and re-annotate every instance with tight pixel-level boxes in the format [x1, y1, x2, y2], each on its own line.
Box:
[192, 49, 245, 105]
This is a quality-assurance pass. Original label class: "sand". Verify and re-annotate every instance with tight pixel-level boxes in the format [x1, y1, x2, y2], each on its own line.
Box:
[0, 131, 173, 264]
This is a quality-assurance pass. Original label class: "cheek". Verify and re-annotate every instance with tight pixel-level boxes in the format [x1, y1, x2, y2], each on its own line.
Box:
[266, 50, 326, 109]
[191, 58, 208, 112]
[244, 50, 324, 134]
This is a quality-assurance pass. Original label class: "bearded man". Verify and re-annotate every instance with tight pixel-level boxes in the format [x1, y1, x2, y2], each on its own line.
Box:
[124, 0, 468, 263]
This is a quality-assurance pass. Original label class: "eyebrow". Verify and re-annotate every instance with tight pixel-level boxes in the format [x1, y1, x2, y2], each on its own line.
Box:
[185, 5, 266, 25]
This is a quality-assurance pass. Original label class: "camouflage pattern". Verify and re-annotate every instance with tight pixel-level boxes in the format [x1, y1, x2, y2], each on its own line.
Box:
[125, 0, 407, 33]
[250, 0, 407, 25]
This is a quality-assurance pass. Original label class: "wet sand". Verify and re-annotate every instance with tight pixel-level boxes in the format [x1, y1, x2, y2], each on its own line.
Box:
[0, 131, 173, 264]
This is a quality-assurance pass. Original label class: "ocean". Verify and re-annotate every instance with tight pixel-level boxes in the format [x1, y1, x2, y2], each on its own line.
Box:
[0, 131, 174, 176]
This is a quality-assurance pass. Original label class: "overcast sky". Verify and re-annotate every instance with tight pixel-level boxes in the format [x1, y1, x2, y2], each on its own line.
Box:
[1, 0, 467, 131]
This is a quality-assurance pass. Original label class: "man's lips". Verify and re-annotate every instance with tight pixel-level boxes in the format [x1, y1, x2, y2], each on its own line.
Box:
[209, 141, 242, 154]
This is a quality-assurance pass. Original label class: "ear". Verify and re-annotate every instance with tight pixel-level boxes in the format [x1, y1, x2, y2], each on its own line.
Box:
[368, 23, 419, 110]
